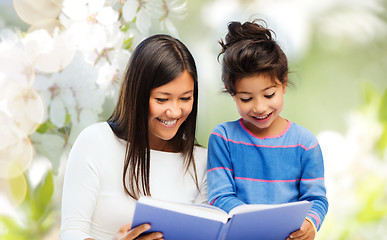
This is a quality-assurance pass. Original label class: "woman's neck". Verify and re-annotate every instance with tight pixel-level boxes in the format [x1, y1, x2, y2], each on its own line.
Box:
[149, 139, 178, 152]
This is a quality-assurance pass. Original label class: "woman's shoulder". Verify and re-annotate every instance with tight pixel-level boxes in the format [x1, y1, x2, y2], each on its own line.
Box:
[73, 122, 119, 147]
[78, 122, 114, 138]
[193, 145, 208, 163]
[193, 145, 207, 156]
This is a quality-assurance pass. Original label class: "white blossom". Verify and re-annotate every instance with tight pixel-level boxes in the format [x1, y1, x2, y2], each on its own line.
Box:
[33, 53, 103, 130]
[22, 29, 76, 73]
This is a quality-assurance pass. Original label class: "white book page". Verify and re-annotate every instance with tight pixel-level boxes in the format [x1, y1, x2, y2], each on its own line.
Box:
[138, 197, 229, 223]
[229, 201, 309, 216]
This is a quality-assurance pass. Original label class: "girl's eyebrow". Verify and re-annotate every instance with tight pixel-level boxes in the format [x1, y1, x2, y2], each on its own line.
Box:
[236, 86, 276, 94]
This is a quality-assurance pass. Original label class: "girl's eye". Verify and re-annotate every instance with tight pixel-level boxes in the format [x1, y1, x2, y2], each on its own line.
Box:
[180, 96, 192, 101]
[240, 97, 252, 103]
[156, 98, 168, 103]
[265, 92, 275, 98]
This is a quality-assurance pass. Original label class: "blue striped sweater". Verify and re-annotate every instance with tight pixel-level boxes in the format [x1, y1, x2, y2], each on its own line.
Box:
[207, 119, 328, 231]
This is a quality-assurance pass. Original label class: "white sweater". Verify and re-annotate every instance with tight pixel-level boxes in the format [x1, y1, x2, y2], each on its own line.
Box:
[60, 122, 207, 240]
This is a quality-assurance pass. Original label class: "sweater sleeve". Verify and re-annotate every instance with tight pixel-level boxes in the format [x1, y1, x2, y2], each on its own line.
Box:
[207, 127, 245, 213]
[299, 142, 328, 231]
[59, 128, 100, 240]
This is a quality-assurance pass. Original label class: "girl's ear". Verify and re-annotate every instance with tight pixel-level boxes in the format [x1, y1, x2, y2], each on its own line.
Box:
[282, 76, 288, 94]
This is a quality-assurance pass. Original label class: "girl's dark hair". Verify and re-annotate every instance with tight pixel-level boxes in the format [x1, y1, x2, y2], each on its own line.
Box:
[218, 20, 288, 95]
[108, 34, 199, 199]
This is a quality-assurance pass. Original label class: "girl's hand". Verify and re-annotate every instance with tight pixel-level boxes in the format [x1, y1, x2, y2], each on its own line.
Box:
[286, 219, 315, 240]
[112, 223, 163, 240]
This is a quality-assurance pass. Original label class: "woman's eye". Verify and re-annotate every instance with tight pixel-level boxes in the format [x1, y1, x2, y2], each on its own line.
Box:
[156, 98, 168, 103]
[240, 97, 252, 103]
[265, 92, 275, 98]
[180, 96, 192, 101]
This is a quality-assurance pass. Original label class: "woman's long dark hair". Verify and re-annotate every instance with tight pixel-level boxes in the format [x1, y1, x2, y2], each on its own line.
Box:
[108, 34, 199, 199]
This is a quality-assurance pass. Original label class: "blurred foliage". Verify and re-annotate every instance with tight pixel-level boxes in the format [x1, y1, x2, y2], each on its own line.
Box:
[0, 171, 57, 240]
[378, 88, 387, 153]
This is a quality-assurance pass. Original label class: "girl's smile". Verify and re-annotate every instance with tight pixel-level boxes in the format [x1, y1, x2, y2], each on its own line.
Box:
[251, 112, 273, 122]
[233, 74, 287, 138]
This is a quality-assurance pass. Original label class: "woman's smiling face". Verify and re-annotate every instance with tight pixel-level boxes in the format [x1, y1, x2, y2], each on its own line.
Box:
[148, 70, 194, 150]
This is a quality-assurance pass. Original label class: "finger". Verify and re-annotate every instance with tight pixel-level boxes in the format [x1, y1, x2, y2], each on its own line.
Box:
[136, 232, 163, 240]
[118, 224, 132, 234]
[123, 224, 151, 239]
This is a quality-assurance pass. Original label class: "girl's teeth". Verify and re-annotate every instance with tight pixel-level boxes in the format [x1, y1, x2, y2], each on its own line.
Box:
[255, 114, 269, 120]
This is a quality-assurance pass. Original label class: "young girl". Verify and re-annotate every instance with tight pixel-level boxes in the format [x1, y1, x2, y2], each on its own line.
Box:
[60, 34, 207, 240]
[207, 20, 328, 240]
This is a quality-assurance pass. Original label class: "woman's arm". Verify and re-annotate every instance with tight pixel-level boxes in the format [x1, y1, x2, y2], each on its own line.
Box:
[60, 129, 101, 240]
[83, 223, 163, 240]
[61, 126, 164, 240]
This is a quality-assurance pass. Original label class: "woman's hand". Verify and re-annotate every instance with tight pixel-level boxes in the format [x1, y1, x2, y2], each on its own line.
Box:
[286, 219, 316, 240]
[112, 223, 163, 240]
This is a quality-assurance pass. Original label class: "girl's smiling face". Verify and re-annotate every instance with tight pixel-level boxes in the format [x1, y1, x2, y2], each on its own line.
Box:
[233, 74, 287, 137]
[148, 70, 194, 151]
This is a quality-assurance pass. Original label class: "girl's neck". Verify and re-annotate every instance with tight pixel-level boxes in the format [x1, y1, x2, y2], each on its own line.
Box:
[244, 116, 289, 139]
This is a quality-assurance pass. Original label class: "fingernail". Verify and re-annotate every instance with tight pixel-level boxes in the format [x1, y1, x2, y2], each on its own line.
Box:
[144, 224, 151, 230]
[156, 233, 163, 238]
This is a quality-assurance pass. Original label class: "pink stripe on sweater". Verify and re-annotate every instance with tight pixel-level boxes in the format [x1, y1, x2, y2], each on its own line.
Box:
[207, 167, 234, 173]
[211, 132, 318, 150]
[235, 177, 300, 183]
[209, 197, 219, 205]
[307, 211, 321, 229]
[234, 177, 324, 182]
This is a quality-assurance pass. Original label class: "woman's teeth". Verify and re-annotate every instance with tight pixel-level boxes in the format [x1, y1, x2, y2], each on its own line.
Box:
[159, 119, 177, 126]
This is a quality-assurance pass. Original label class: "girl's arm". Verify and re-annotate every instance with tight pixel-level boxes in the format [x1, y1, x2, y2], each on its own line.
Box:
[207, 127, 245, 213]
[298, 143, 329, 232]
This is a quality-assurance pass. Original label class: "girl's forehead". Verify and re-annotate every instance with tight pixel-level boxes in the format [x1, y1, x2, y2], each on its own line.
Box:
[235, 74, 280, 91]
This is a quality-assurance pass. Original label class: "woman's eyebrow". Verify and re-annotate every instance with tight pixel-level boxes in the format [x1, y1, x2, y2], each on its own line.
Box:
[153, 90, 194, 95]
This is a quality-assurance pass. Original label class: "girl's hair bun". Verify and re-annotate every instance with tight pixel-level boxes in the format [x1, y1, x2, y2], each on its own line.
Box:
[218, 19, 288, 95]
[220, 20, 275, 55]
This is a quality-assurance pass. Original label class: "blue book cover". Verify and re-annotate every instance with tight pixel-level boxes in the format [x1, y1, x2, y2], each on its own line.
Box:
[131, 197, 313, 240]
[225, 201, 313, 240]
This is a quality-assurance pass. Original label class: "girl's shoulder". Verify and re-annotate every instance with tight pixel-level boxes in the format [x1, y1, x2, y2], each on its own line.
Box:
[287, 122, 319, 147]
[212, 119, 241, 134]
[289, 122, 317, 138]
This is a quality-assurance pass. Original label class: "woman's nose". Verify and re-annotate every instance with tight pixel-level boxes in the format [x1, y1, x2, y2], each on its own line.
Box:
[166, 104, 182, 118]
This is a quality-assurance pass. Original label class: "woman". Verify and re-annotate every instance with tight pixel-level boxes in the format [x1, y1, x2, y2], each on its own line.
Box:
[60, 34, 207, 240]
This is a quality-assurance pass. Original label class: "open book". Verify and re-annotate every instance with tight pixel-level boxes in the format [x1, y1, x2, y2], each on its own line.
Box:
[131, 196, 313, 240]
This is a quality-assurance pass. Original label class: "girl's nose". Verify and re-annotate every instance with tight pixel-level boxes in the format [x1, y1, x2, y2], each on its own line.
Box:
[253, 99, 266, 114]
